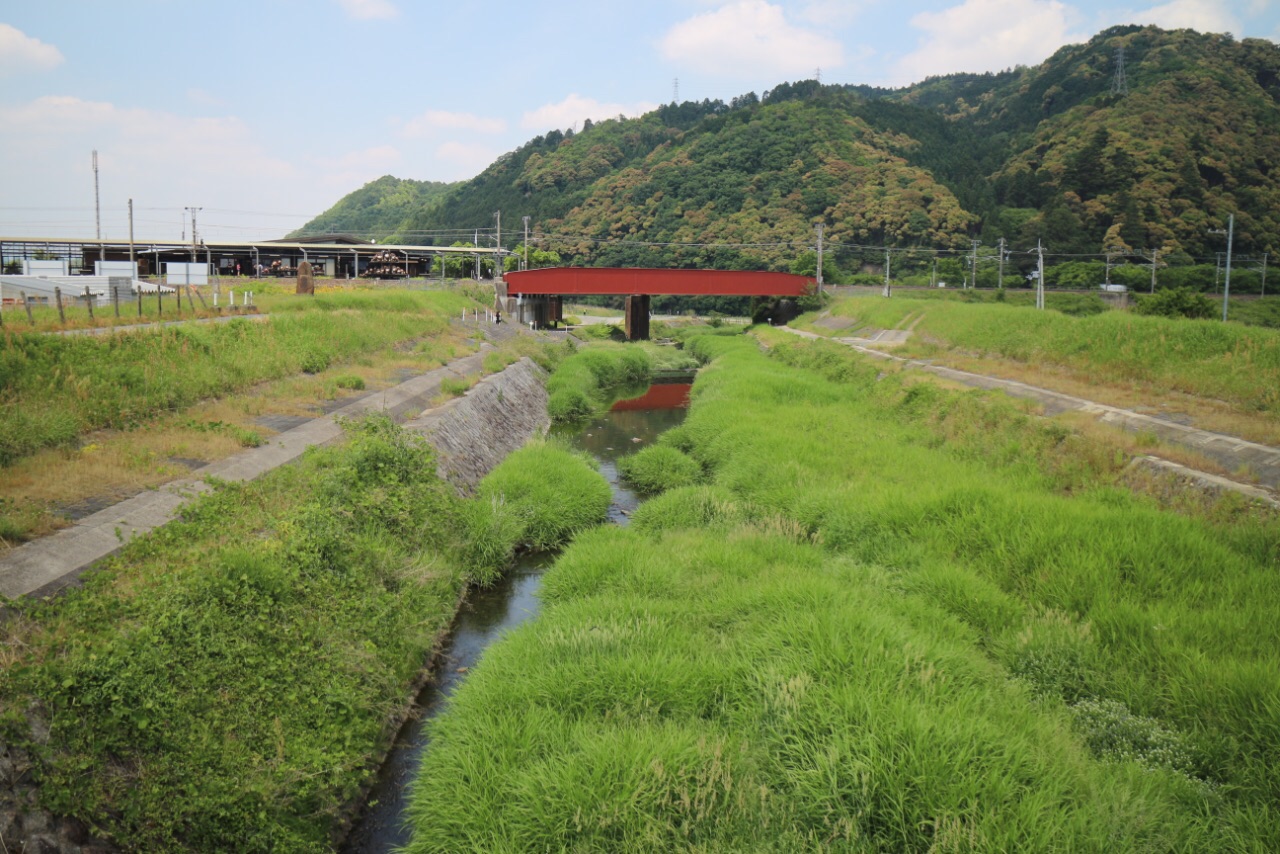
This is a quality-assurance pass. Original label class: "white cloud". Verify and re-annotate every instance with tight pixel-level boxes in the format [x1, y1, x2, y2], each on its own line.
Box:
[895, 0, 1082, 85]
[797, 1, 868, 26]
[1124, 0, 1241, 34]
[0, 23, 64, 76]
[402, 109, 506, 137]
[660, 1, 845, 77]
[519, 94, 659, 132]
[335, 0, 398, 21]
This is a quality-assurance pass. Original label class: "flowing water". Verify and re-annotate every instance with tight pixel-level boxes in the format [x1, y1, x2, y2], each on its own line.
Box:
[340, 379, 690, 853]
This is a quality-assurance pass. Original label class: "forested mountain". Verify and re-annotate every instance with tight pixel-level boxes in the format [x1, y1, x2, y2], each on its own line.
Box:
[289, 176, 457, 239]
[307, 26, 1280, 272]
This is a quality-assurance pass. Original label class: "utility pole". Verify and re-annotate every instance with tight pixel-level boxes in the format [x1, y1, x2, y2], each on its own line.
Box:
[186, 207, 201, 262]
[969, 239, 981, 290]
[1255, 252, 1268, 298]
[1147, 248, 1159, 294]
[883, 247, 892, 298]
[1036, 240, 1046, 310]
[93, 151, 104, 263]
[494, 210, 501, 279]
[932, 256, 938, 288]
[814, 224, 824, 293]
[1215, 252, 1223, 293]
[997, 238, 1006, 289]
[522, 215, 530, 270]
[1221, 214, 1234, 322]
[128, 198, 135, 277]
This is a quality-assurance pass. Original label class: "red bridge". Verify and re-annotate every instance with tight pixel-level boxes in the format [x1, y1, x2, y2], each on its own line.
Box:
[501, 267, 814, 339]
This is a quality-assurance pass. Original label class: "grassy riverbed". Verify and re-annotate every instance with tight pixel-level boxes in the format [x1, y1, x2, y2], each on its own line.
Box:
[0, 416, 610, 851]
[403, 330, 1280, 851]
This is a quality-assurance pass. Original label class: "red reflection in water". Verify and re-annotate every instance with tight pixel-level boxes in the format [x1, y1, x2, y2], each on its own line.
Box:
[611, 383, 691, 411]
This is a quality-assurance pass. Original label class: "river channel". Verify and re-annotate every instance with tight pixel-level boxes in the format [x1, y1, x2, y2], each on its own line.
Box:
[340, 379, 692, 853]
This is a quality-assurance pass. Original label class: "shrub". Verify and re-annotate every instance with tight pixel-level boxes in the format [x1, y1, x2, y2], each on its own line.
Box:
[1134, 287, 1215, 319]
[334, 374, 366, 390]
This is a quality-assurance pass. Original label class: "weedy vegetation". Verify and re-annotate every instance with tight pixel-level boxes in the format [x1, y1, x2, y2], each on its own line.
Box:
[0, 415, 610, 852]
[402, 329, 1280, 852]
[0, 290, 472, 466]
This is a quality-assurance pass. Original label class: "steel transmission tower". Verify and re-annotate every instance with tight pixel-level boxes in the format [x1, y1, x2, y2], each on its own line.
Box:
[1111, 47, 1129, 96]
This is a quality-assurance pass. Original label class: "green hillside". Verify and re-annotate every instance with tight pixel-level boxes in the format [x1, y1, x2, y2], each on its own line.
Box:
[310, 26, 1280, 271]
[289, 175, 457, 240]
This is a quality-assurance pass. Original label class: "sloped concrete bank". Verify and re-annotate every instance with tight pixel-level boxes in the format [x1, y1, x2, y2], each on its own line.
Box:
[405, 356, 550, 492]
[1, 357, 552, 854]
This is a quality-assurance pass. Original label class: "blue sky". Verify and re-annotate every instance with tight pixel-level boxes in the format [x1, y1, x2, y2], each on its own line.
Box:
[2, 1, 1277, 240]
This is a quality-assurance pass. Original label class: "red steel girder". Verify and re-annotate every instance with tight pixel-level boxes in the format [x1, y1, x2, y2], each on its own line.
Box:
[505, 267, 813, 297]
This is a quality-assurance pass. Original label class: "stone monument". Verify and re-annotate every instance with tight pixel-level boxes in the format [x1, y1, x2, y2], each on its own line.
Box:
[296, 260, 314, 295]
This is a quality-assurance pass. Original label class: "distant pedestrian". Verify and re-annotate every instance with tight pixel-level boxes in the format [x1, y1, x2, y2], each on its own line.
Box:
[495, 309, 502, 324]
[236, 263, 241, 277]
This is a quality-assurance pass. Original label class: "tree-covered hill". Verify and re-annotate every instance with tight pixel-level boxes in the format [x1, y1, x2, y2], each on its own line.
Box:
[304, 26, 1280, 271]
[289, 175, 457, 240]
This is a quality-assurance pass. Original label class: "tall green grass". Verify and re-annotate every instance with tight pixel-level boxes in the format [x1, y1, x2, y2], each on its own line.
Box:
[403, 330, 1280, 850]
[0, 416, 607, 851]
[545, 342, 652, 422]
[821, 295, 1280, 416]
[0, 290, 471, 465]
[462, 439, 612, 580]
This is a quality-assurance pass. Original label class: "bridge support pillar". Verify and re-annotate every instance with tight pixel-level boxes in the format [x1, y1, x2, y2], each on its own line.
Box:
[625, 294, 650, 340]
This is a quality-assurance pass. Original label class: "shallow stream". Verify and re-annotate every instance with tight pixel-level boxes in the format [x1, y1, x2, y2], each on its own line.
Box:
[340, 379, 691, 852]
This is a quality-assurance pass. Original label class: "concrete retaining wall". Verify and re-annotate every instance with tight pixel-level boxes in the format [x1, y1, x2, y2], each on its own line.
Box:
[405, 356, 550, 492]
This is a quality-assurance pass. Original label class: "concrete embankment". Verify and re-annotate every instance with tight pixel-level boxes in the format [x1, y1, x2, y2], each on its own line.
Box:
[405, 357, 550, 491]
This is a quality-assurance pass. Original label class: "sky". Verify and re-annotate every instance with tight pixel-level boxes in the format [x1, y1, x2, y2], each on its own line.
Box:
[2, 1, 1277, 242]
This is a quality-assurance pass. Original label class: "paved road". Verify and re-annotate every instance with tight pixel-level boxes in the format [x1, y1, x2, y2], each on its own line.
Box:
[779, 325, 1280, 503]
[0, 347, 492, 601]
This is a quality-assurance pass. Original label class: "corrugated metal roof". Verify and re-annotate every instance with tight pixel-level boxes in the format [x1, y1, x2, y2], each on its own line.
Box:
[0, 236, 502, 254]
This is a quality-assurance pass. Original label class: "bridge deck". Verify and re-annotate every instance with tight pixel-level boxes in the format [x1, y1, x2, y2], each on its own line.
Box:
[504, 267, 812, 297]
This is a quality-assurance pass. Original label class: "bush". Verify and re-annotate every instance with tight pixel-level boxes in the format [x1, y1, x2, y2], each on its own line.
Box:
[1134, 287, 1215, 319]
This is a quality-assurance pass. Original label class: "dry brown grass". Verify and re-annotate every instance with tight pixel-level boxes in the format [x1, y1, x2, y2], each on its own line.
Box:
[0, 326, 480, 551]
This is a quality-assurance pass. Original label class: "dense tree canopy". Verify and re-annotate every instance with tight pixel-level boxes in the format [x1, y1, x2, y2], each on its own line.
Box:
[299, 26, 1280, 271]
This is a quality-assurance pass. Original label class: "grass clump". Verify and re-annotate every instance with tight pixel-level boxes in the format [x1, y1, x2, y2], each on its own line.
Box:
[616, 444, 702, 494]
[404, 527, 1225, 852]
[545, 342, 652, 423]
[463, 439, 612, 580]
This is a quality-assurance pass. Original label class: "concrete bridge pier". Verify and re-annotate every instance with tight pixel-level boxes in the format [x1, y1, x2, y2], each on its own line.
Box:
[512, 293, 562, 329]
[625, 294, 650, 340]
